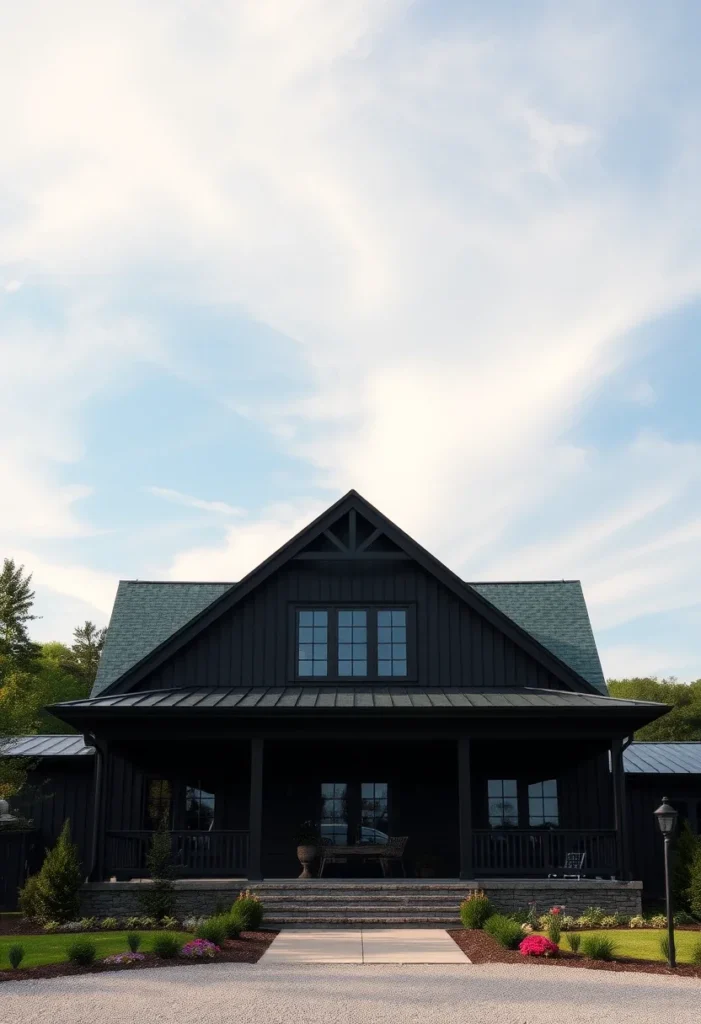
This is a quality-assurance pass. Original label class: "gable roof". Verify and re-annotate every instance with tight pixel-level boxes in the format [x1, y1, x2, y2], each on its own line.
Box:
[93, 490, 605, 697]
[470, 582, 606, 694]
[623, 742, 701, 775]
[93, 581, 232, 695]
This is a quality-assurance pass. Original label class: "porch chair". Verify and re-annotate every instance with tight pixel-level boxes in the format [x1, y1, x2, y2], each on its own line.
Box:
[379, 836, 408, 877]
[561, 851, 586, 879]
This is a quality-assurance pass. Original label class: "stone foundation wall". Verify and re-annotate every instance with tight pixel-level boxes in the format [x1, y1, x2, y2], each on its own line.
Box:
[477, 879, 643, 916]
[81, 881, 247, 918]
[81, 878, 643, 919]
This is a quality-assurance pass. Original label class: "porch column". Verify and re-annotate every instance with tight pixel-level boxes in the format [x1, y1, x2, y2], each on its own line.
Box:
[458, 736, 474, 880]
[248, 737, 264, 881]
[611, 738, 631, 880]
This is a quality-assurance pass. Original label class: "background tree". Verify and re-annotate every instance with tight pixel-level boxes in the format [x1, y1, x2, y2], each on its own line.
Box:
[60, 621, 106, 688]
[0, 559, 40, 672]
[607, 677, 701, 741]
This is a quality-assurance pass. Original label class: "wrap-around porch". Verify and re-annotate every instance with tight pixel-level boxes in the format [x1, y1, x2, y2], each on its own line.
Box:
[94, 733, 630, 882]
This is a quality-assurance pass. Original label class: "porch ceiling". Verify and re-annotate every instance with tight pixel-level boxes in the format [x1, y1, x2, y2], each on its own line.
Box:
[49, 685, 667, 728]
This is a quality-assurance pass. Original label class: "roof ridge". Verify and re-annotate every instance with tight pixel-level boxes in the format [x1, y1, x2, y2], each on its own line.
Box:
[468, 580, 581, 585]
[120, 580, 236, 586]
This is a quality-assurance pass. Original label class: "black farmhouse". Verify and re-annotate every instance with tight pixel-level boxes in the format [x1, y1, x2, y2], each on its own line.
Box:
[2, 491, 682, 920]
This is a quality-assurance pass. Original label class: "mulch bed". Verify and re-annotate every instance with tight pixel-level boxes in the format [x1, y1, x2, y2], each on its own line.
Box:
[448, 930, 701, 979]
[0, 931, 278, 984]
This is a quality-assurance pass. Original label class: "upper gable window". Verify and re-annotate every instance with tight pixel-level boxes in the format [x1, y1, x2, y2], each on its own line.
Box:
[377, 609, 407, 676]
[298, 609, 328, 676]
[338, 610, 367, 676]
[295, 606, 411, 680]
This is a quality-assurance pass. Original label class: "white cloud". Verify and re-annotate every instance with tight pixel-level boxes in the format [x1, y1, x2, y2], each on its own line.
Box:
[144, 487, 245, 517]
[9, 549, 118, 618]
[599, 644, 700, 683]
[1, 2, 701, 672]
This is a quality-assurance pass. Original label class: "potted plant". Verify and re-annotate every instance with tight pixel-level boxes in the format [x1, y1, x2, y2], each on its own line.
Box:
[295, 821, 321, 879]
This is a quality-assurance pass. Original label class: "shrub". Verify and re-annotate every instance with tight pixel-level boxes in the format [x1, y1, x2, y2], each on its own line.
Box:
[629, 915, 645, 928]
[182, 916, 206, 933]
[195, 915, 229, 946]
[599, 916, 618, 928]
[8, 944, 25, 969]
[139, 824, 176, 921]
[78, 917, 97, 931]
[519, 935, 558, 957]
[565, 932, 581, 954]
[42, 921, 60, 932]
[648, 914, 667, 929]
[223, 913, 241, 939]
[459, 892, 494, 930]
[660, 934, 671, 962]
[181, 939, 220, 958]
[690, 939, 701, 966]
[17, 874, 42, 920]
[100, 917, 119, 930]
[507, 908, 530, 925]
[160, 916, 180, 930]
[33, 820, 83, 923]
[546, 908, 562, 945]
[125, 916, 143, 930]
[232, 890, 264, 931]
[103, 952, 146, 965]
[151, 932, 181, 959]
[581, 935, 617, 961]
[484, 914, 523, 950]
[579, 906, 606, 927]
[67, 938, 98, 966]
[127, 932, 142, 952]
[561, 915, 577, 930]
[671, 913, 695, 929]
[673, 821, 700, 912]
[59, 921, 86, 932]
[688, 840, 701, 919]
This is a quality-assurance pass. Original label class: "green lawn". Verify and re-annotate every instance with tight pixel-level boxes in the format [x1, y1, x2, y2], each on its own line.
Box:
[538, 929, 701, 964]
[0, 931, 191, 970]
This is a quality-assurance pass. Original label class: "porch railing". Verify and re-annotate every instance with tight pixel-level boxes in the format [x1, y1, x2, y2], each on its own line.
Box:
[472, 829, 618, 877]
[104, 830, 249, 878]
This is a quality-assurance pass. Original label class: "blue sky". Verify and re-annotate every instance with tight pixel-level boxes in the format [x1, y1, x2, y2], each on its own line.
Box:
[2, 1, 701, 681]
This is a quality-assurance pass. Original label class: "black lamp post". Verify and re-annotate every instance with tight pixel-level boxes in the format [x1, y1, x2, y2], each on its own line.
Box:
[653, 796, 678, 968]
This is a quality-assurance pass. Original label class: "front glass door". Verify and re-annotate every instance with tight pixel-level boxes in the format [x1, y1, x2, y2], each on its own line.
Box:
[321, 781, 389, 845]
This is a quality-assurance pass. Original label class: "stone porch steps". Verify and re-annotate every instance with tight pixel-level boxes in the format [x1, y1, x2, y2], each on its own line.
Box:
[246, 881, 465, 926]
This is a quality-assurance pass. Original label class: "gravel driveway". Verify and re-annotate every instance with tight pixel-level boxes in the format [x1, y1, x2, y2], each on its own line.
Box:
[1, 962, 699, 1024]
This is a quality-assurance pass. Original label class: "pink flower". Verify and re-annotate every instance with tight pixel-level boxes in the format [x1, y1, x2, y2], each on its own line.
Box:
[519, 935, 559, 957]
[550, 906, 561, 915]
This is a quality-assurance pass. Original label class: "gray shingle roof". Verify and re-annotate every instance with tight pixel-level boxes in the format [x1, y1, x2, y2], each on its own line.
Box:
[92, 579, 607, 697]
[93, 581, 233, 695]
[1, 735, 93, 757]
[57, 685, 660, 714]
[623, 742, 701, 775]
[469, 581, 607, 694]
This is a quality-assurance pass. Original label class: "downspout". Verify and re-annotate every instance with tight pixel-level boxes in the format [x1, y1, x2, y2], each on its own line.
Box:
[84, 733, 103, 882]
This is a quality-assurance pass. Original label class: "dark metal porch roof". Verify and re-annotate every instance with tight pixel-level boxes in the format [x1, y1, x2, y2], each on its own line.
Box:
[1, 734, 93, 757]
[623, 742, 701, 775]
[50, 685, 665, 717]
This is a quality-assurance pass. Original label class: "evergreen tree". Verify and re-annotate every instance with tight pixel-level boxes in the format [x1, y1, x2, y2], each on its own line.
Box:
[34, 819, 83, 923]
[687, 840, 701, 919]
[61, 621, 106, 687]
[139, 820, 176, 920]
[673, 820, 700, 912]
[0, 559, 40, 672]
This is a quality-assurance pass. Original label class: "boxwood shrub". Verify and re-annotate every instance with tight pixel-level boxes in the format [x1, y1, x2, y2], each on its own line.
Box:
[483, 914, 523, 950]
[195, 915, 230, 946]
[67, 938, 98, 966]
[150, 932, 181, 959]
[460, 895, 494, 930]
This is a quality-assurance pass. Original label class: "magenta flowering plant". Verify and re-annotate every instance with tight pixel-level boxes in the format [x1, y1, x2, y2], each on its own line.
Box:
[181, 939, 220, 959]
[103, 952, 146, 964]
[519, 935, 559, 958]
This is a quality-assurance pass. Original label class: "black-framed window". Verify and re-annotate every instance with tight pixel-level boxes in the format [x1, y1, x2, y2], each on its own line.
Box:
[185, 784, 215, 830]
[321, 782, 348, 845]
[360, 782, 389, 842]
[528, 779, 559, 826]
[295, 605, 412, 680]
[487, 779, 518, 828]
[338, 610, 367, 676]
[298, 609, 328, 677]
[377, 609, 407, 676]
[144, 778, 172, 829]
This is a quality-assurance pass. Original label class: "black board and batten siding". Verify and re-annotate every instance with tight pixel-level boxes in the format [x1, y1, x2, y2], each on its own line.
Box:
[140, 562, 564, 693]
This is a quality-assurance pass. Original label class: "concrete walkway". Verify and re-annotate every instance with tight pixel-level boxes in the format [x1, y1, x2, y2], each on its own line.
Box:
[260, 928, 470, 963]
